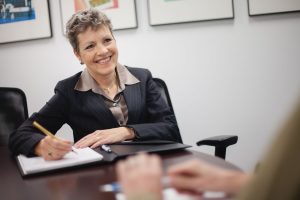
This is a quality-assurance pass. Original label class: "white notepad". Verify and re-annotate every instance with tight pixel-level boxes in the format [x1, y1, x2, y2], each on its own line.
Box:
[17, 147, 103, 176]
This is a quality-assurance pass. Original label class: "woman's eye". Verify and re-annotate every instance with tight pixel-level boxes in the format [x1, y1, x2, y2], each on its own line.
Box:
[85, 44, 94, 50]
[104, 38, 112, 43]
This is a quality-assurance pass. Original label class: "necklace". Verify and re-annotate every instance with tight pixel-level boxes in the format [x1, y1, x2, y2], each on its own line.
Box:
[101, 80, 116, 94]
[102, 87, 112, 94]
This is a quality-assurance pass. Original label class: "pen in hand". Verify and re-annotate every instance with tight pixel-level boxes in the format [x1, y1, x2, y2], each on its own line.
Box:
[33, 121, 77, 154]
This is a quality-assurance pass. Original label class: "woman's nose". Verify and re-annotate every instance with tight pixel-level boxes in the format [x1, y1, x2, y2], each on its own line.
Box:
[96, 44, 108, 55]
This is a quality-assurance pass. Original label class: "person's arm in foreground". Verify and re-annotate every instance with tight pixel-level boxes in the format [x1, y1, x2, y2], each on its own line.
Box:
[116, 153, 163, 200]
[116, 154, 250, 200]
[168, 159, 250, 196]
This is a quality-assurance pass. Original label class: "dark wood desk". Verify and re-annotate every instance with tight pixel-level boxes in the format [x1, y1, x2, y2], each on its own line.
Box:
[0, 146, 240, 200]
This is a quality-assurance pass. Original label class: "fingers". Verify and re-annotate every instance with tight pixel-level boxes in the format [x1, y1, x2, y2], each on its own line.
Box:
[168, 159, 202, 176]
[116, 158, 125, 179]
[125, 153, 160, 171]
[74, 127, 131, 149]
[117, 153, 145, 175]
[74, 130, 108, 148]
[169, 173, 203, 192]
[90, 137, 110, 149]
[117, 153, 163, 182]
[37, 136, 72, 160]
[167, 159, 236, 193]
[44, 136, 72, 151]
[167, 160, 208, 193]
[116, 153, 163, 199]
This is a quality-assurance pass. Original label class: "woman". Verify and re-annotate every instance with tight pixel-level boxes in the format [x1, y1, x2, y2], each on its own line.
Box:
[9, 9, 180, 160]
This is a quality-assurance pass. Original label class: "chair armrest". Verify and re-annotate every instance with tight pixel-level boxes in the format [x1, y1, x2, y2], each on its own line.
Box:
[196, 135, 238, 147]
[196, 135, 238, 159]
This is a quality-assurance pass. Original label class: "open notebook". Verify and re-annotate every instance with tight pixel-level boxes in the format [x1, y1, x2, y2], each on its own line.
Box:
[17, 147, 103, 176]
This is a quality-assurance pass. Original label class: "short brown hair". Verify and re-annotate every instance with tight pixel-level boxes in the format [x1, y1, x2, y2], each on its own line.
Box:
[66, 8, 113, 53]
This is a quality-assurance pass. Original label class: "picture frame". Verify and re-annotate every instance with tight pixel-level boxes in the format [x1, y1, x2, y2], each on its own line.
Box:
[60, 0, 137, 34]
[248, 0, 300, 16]
[0, 0, 52, 44]
[147, 0, 234, 26]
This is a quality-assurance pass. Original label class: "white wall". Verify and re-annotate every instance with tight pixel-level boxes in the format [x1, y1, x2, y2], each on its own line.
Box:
[1, 0, 300, 171]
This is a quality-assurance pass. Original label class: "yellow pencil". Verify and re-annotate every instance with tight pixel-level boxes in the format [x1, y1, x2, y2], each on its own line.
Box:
[33, 121, 55, 138]
[33, 121, 77, 154]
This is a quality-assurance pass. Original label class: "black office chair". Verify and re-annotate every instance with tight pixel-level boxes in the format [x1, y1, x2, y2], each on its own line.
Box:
[153, 78, 183, 143]
[153, 78, 238, 159]
[0, 87, 28, 146]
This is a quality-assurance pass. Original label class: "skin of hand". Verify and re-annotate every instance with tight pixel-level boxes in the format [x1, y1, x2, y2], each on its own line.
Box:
[116, 153, 163, 200]
[34, 136, 72, 160]
[74, 127, 134, 148]
[167, 159, 250, 195]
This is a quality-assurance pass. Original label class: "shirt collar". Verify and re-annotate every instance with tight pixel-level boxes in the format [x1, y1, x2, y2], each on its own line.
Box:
[116, 63, 139, 90]
[74, 63, 140, 92]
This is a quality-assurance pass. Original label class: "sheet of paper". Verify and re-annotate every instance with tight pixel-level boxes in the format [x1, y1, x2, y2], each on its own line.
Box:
[17, 147, 103, 175]
[116, 188, 226, 200]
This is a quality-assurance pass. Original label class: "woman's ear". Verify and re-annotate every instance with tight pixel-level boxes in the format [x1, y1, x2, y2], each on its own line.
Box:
[73, 48, 79, 59]
[74, 49, 83, 65]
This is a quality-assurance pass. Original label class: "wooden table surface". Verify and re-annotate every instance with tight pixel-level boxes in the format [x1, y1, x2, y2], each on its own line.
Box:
[0, 146, 240, 200]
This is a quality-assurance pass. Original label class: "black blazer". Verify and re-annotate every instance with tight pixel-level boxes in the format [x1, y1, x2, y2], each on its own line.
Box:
[9, 66, 181, 156]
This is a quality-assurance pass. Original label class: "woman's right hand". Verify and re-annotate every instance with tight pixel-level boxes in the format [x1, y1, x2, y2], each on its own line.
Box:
[34, 136, 73, 160]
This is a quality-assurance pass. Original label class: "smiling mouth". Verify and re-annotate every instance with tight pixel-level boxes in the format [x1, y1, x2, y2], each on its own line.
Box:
[96, 56, 111, 64]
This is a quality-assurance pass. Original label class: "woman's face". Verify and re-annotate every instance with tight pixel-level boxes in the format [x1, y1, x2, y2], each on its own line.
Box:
[75, 25, 118, 79]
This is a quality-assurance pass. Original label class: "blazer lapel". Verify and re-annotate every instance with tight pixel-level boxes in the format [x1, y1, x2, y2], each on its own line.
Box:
[80, 91, 119, 127]
[123, 83, 142, 123]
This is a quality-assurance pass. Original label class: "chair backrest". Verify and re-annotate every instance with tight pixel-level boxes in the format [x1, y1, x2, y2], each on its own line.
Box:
[0, 87, 28, 146]
[153, 78, 237, 159]
[153, 78, 183, 143]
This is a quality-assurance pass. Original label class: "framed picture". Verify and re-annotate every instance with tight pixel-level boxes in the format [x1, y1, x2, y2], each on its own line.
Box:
[148, 0, 234, 26]
[60, 0, 137, 34]
[0, 0, 52, 44]
[248, 0, 300, 16]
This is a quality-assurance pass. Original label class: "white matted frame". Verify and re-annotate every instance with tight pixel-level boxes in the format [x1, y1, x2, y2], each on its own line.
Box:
[60, 0, 137, 34]
[148, 0, 234, 26]
[248, 0, 300, 16]
[0, 0, 52, 44]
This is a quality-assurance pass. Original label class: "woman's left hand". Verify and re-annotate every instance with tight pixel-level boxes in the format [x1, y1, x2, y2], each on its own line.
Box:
[74, 127, 135, 148]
